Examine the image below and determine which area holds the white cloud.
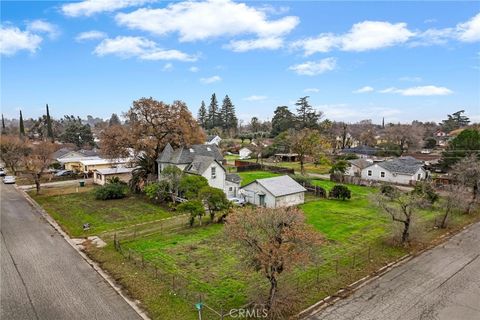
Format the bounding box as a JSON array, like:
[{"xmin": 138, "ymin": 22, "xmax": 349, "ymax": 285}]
[
  {"xmin": 380, "ymin": 85, "xmax": 453, "ymax": 96},
  {"xmin": 75, "ymin": 30, "xmax": 107, "ymax": 42},
  {"xmin": 293, "ymin": 21, "xmax": 414, "ymax": 55},
  {"xmin": 304, "ymin": 88, "xmax": 319, "ymax": 93},
  {"xmin": 189, "ymin": 66, "xmax": 199, "ymax": 72},
  {"xmin": 456, "ymin": 12, "xmax": 480, "ymax": 42},
  {"xmin": 61, "ymin": 0, "xmax": 155, "ymax": 17},
  {"xmin": 353, "ymin": 86, "xmax": 374, "ymax": 93},
  {"xmin": 225, "ymin": 37, "xmax": 283, "ymax": 52},
  {"xmin": 93, "ymin": 36, "xmax": 197, "ymax": 61},
  {"xmin": 0, "ymin": 25, "xmax": 42, "ymax": 56},
  {"xmin": 115, "ymin": 0, "xmax": 299, "ymax": 42},
  {"xmin": 27, "ymin": 20, "xmax": 59, "ymax": 39},
  {"xmin": 289, "ymin": 57, "xmax": 336, "ymax": 76},
  {"xmin": 244, "ymin": 95, "xmax": 267, "ymax": 101},
  {"xmin": 200, "ymin": 75, "xmax": 222, "ymax": 84},
  {"xmin": 162, "ymin": 63, "xmax": 173, "ymax": 71},
  {"xmin": 341, "ymin": 21, "xmax": 414, "ymax": 51},
  {"xmin": 399, "ymin": 76, "xmax": 422, "ymax": 82}
]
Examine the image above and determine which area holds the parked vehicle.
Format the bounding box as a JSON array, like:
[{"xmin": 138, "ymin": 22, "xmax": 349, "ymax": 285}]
[
  {"xmin": 0, "ymin": 168, "xmax": 6, "ymax": 177},
  {"xmin": 3, "ymin": 176, "xmax": 16, "ymax": 184},
  {"xmin": 228, "ymin": 197, "xmax": 246, "ymax": 206},
  {"xmin": 55, "ymin": 170, "xmax": 74, "ymax": 177}
]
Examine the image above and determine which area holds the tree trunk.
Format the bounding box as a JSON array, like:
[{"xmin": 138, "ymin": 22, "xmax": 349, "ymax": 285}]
[
  {"xmin": 266, "ymin": 276, "xmax": 277, "ymax": 311},
  {"xmin": 466, "ymin": 184, "xmax": 478, "ymax": 214},
  {"xmin": 440, "ymin": 207, "xmax": 450, "ymax": 228},
  {"xmin": 401, "ymin": 219, "xmax": 410, "ymax": 244},
  {"xmin": 300, "ymin": 158, "xmax": 305, "ymax": 175},
  {"xmin": 34, "ymin": 175, "xmax": 41, "ymax": 195}
]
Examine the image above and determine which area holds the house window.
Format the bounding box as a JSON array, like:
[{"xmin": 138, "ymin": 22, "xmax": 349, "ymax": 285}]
[
  {"xmin": 259, "ymin": 194, "xmax": 266, "ymax": 206},
  {"xmin": 417, "ymin": 173, "xmax": 421, "ymax": 180},
  {"xmin": 380, "ymin": 172, "xmax": 385, "ymax": 178},
  {"xmin": 229, "ymin": 187, "xmax": 233, "ymax": 191},
  {"xmin": 368, "ymin": 170, "xmax": 372, "ymax": 176},
  {"xmin": 211, "ymin": 167, "xmax": 216, "ymax": 179}
]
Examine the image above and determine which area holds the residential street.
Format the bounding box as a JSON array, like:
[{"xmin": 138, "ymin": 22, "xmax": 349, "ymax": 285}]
[
  {"xmin": 0, "ymin": 184, "xmax": 142, "ymax": 320},
  {"xmin": 308, "ymin": 222, "xmax": 480, "ymax": 320}
]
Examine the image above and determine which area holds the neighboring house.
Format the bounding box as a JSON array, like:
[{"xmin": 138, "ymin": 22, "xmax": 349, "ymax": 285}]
[
  {"xmin": 57, "ymin": 156, "xmax": 102, "ymax": 171},
  {"xmin": 361, "ymin": 156, "xmax": 427, "ymax": 185},
  {"xmin": 240, "ymin": 175, "xmax": 306, "ymax": 208},
  {"xmin": 93, "ymin": 167, "xmax": 134, "ymax": 186},
  {"xmin": 345, "ymin": 159, "xmax": 373, "ymax": 177},
  {"xmin": 80, "ymin": 158, "xmax": 131, "ymax": 174},
  {"xmin": 205, "ymin": 135, "xmax": 222, "ymax": 146},
  {"xmin": 239, "ymin": 147, "xmax": 252, "ymax": 159},
  {"xmin": 157, "ymin": 143, "xmax": 240, "ymax": 197},
  {"xmin": 53, "ymin": 148, "xmax": 99, "ymax": 160},
  {"xmin": 341, "ymin": 145, "xmax": 378, "ymax": 159}
]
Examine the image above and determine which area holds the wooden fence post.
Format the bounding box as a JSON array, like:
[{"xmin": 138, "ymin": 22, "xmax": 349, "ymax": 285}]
[
  {"xmin": 368, "ymin": 246, "xmax": 371, "ymax": 261},
  {"xmin": 352, "ymin": 254, "xmax": 356, "ymax": 269},
  {"xmin": 335, "ymin": 259, "xmax": 339, "ymax": 274},
  {"xmin": 172, "ymin": 275, "xmax": 176, "ymax": 291}
]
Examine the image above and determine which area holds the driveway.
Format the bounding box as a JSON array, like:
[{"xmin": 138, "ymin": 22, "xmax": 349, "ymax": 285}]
[
  {"xmin": 0, "ymin": 184, "xmax": 142, "ymax": 320},
  {"xmin": 308, "ymin": 222, "xmax": 480, "ymax": 320}
]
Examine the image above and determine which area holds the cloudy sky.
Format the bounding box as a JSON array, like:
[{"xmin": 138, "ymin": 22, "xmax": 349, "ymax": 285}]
[{"xmin": 1, "ymin": 0, "xmax": 479, "ymax": 124}]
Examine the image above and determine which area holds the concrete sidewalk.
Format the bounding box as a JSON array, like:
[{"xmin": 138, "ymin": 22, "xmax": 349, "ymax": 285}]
[{"xmin": 17, "ymin": 178, "xmax": 93, "ymax": 190}]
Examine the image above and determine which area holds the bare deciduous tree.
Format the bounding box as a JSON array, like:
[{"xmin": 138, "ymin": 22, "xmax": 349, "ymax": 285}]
[
  {"xmin": 0, "ymin": 135, "xmax": 28, "ymax": 175},
  {"xmin": 98, "ymin": 125, "xmax": 131, "ymax": 160},
  {"xmin": 23, "ymin": 141, "xmax": 58, "ymax": 194},
  {"xmin": 288, "ymin": 128, "xmax": 329, "ymax": 175},
  {"xmin": 438, "ymin": 184, "xmax": 468, "ymax": 228},
  {"xmin": 372, "ymin": 192, "xmax": 426, "ymax": 244},
  {"xmin": 225, "ymin": 207, "xmax": 322, "ymax": 314},
  {"xmin": 451, "ymin": 154, "xmax": 480, "ymax": 214}
]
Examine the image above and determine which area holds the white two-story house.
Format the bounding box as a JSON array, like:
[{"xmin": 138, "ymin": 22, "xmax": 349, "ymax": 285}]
[{"xmin": 157, "ymin": 143, "xmax": 241, "ymax": 198}]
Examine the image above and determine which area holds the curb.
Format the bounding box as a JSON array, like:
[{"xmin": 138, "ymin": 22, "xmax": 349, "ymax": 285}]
[
  {"xmin": 16, "ymin": 186, "xmax": 150, "ymax": 320},
  {"xmin": 298, "ymin": 221, "xmax": 478, "ymax": 319}
]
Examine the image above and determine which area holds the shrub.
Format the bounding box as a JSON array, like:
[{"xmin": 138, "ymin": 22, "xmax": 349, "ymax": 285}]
[
  {"xmin": 315, "ymin": 186, "xmax": 328, "ymax": 198},
  {"xmin": 329, "ymin": 185, "xmax": 351, "ymax": 200},
  {"xmin": 95, "ymin": 183, "xmax": 127, "ymax": 200},
  {"xmin": 289, "ymin": 174, "xmax": 313, "ymax": 187},
  {"xmin": 108, "ymin": 176, "xmax": 127, "ymax": 185},
  {"xmin": 412, "ymin": 182, "xmax": 439, "ymax": 204},
  {"xmin": 144, "ymin": 180, "xmax": 170, "ymax": 202},
  {"xmin": 380, "ymin": 185, "xmax": 398, "ymax": 199},
  {"xmin": 177, "ymin": 200, "xmax": 206, "ymax": 226},
  {"xmin": 179, "ymin": 175, "xmax": 209, "ymax": 199}
]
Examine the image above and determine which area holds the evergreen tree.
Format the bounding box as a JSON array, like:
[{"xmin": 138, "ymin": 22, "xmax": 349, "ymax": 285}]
[
  {"xmin": 19, "ymin": 110, "xmax": 25, "ymax": 138},
  {"xmin": 271, "ymin": 106, "xmax": 294, "ymax": 136},
  {"xmin": 109, "ymin": 113, "xmax": 121, "ymax": 126},
  {"xmin": 221, "ymin": 95, "xmax": 237, "ymax": 134},
  {"xmin": 60, "ymin": 115, "xmax": 94, "ymax": 147},
  {"xmin": 382, "ymin": 117, "xmax": 385, "ymax": 129},
  {"xmin": 46, "ymin": 104, "xmax": 54, "ymax": 142},
  {"xmin": 441, "ymin": 110, "xmax": 470, "ymax": 132},
  {"xmin": 295, "ymin": 96, "xmax": 322, "ymax": 130},
  {"xmin": 207, "ymin": 93, "xmax": 220, "ymax": 129},
  {"xmin": 197, "ymin": 100, "xmax": 208, "ymax": 128},
  {"xmin": 1, "ymin": 114, "xmax": 6, "ymax": 135}
]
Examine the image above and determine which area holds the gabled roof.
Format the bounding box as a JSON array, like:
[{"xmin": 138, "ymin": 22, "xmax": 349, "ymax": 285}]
[
  {"xmin": 341, "ymin": 145, "xmax": 377, "ymax": 156},
  {"xmin": 348, "ymin": 159, "xmax": 372, "ymax": 170},
  {"xmin": 206, "ymin": 135, "xmax": 221, "ymax": 142},
  {"xmin": 242, "ymin": 175, "xmax": 306, "ymax": 197},
  {"xmin": 185, "ymin": 155, "xmax": 217, "ymax": 175},
  {"xmin": 80, "ymin": 158, "xmax": 131, "ymax": 166},
  {"xmin": 226, "ymin": 173, "xmax": 241, "ymax": 184},
  {"xmin": 157, "ymin": 144, "xmax": 224, "ymax": 164},
  {"xmin": 369, "ymin": 156, "xmax": 424, "ymax": 175}
]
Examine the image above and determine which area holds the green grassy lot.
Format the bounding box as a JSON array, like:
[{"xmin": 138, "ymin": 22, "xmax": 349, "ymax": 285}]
[
  {"xmin": 237, "ymin": 170, "xmax": 281, "ymax": 186},
  {"xmin": 32, "ymin": 189, "xmax": 173, "ymax": 237},
  {"xmin": 34, "ymin": 182, "xmax": 480, "ymax": 319}
]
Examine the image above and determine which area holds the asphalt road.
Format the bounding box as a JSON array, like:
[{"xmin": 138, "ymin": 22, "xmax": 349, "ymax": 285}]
[
  {"xmin": 0, "ymin": 184, "xmax": 142, "ymax": 320},
  {"xmin": 309, "ymin": 222, "xmax": 480, "ymax": 320}
]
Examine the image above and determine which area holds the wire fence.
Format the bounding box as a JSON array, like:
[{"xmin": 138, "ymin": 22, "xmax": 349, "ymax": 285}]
[{"xmin": 112, "ymin": 231, "xmax": 401, "ymax": 319}]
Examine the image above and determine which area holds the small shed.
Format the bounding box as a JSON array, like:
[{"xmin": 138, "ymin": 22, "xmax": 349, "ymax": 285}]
[
  {"xmin": 93, "ymin": 167, "xmax": 134, "ymax": 186},
  {"xmin": 240, "ymin": 175, "xmax": 306, "ymax": 208}
]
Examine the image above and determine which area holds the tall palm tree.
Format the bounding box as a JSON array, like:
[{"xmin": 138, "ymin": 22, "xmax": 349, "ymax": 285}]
[{"xmin": 129, "ymin": 154, "xmax": 157, "ymax": 193}]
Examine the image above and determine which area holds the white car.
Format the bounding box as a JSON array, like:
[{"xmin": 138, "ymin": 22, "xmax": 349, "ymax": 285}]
[
  {"xmin": 3, "ymin": 176, "xmax": 16, "ymax": 184},
  {"xmin": 229, "ymin": 197, "xmax": 246, "ymax": 206},
  {"xmin": 0, "ymin": 168, "xmax": 6, "ymax": 176}
]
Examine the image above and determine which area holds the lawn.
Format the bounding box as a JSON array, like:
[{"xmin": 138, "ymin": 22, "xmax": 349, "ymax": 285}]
[
  {"xmin": 32, "ymin": 189, "xmax": 173, "ymax": 237},
  {"xmin": 237, "ymin": 170, "xmax": 281, "ymax": 186},
  {"xmin": 34, "ymin": 181, "xmax": 480, "ymax": 319}
]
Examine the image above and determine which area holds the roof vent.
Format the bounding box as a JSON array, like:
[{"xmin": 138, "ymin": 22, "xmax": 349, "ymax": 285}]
[
  {"xmin": 189, "ymin": 148, "xmax": 194, "ymax": 153},
  {"xmin": 206, "ymin": 147, "xmax": 211, "ymax": 151}
]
